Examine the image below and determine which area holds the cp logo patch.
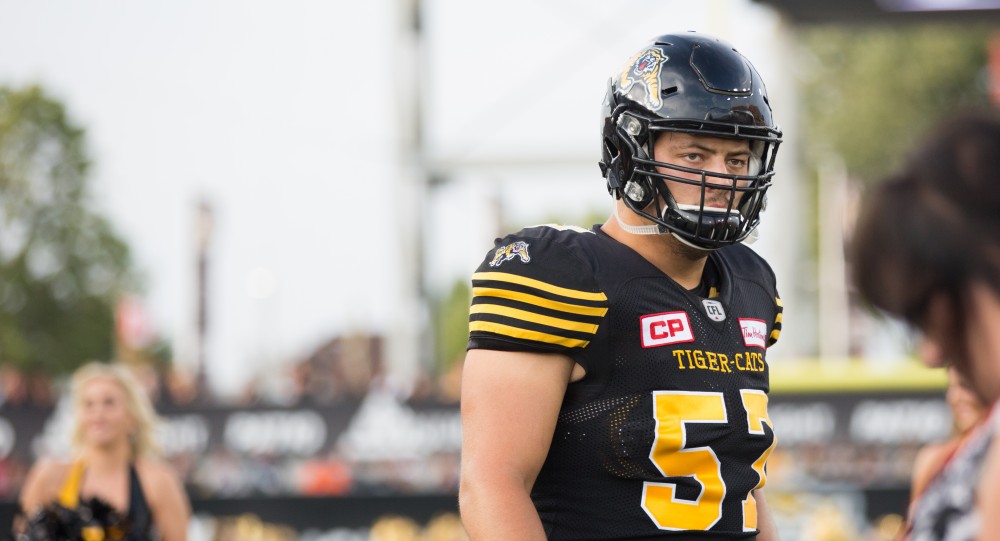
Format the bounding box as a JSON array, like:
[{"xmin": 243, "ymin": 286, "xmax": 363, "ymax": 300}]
[{"xmin": 640, "ymin": 311, "xmax": 694, "ymax": 348}]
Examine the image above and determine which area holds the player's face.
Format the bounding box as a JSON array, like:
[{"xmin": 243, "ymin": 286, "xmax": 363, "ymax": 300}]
[
  {"xmin": 79, "ymin": 376, "xmax": 134, "ymax": 448},
  {"xmin": 652, "ymin": 132, "xmax": 752, "ymax": 210}
]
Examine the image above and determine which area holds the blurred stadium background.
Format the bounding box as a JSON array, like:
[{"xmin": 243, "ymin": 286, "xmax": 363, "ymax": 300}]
[{"xmin": 2, "ymin": 0, "xmax": 1000, "ymax": 539}]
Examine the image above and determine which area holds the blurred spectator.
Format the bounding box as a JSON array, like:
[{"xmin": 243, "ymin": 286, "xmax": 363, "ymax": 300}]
[
  {"xmin": 301, "ymin": 334, "xmax": 385, "ymax": 401},
  {"xmin": 422, "ymin": 513, "xmax": 470, "ymax": 541},
  {"xmin": 868, "ymin": 514, "xmax": 905, "ymax": 541},
  {"xmin": 370, "ymin": 515, "xmax": 421, "ymax": 541},
  {"xmin": 804, "ymin": 501, "xmax": 857, "ymax": 541},
  {"xmin": 852, "ymin": 108, "xmax": 1000, "ymax": 540},
  {"xmin": 297, "ymin": 454, "xmax": 352, "ymax": 496},
  {"xmin": 0, "ymin": 456, "xmax": 28, "ymax": 499},
  {"xmin": 15, "ymin": 361, "xmax": 191, "ymax": 541},
  {"xmin": 190, "ymin": 449, "xmax": 249, "ymax": 498},
  {"xmin": 163, "ymin": 366, "xmax": 200, "ymax": 406},
  {"xmin": 27, "ymin": 373, "xmax": 56, "ymax": 408},
  {"xmin": 212, "ymin": 513, "xmax": 296, "ymax": 541},
  {"xmin": 908, "ymin": 366, "xmax": 988, "ymax": 512},
  {"xmin": 0, "ymin": 366, "xmax": 29, "ymax": 408}
]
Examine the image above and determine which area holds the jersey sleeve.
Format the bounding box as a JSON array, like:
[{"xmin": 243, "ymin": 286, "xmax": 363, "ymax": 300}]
[
  {"xmin": 466, "ymin": 230, "xmax": 610, "ymax": 355},
  {"xmin": 763, "ymin": 256, "xmax": 782, "ymax": 348},
  {"xmin": 767, "ymin": 292, "xmax": 782, "ymax": 348}
]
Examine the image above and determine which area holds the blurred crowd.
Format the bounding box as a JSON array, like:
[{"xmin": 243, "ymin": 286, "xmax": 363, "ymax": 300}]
[
  {"xmin": 0, "ymin": 333, "xmax": 464, "ymax": 505},
  {"xmin": 188, "ymin": 512, "xmax": 471, "ymax": 541}
]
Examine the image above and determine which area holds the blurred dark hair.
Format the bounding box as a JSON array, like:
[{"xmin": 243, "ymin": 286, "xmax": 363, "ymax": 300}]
[{"xmin": 852, "ymin": 108, "xmax": 1000, "ymax": 367}]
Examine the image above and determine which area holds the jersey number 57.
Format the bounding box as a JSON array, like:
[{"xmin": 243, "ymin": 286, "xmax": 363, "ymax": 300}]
[{"xmin": 641, "ymin": 390, "xmax": 775, "ymax": 532}]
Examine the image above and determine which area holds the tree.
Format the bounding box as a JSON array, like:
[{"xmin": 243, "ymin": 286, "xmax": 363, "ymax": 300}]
[
  {"xmin": 433, "ymin": 279, "xmax": 472, "ymax": 374},
  {"xmin": 0, "ymin": 85, "xmax": 135, "ymax": 375},
  {"xmin": 802, "ymin": 23, "xmax": 992, "ymax": 184}
]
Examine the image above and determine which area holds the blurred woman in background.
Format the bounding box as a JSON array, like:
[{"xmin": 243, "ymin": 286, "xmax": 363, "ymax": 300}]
[
  {"xmin": 909, "ymin": 366, "xmax": 988, "ymax": 508},
  {"xmin": 15, "ymin": 362, "xmax": 190, "ymax": 541},
  {"xmin": 852, "ymin": 108, "xmax": 1000, "ymax": 540}
]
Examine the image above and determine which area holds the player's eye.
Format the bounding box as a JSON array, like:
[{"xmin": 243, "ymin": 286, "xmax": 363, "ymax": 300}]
[{"xmin": 728, "ymin": 158, "xmax": 747, "ymax": 169}]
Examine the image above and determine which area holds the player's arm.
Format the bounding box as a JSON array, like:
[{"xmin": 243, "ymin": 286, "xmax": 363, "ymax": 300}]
[
  {"xmin": 459, "ymin": 348, "xmax": 575, "ymax": 541},
  {"xmin": 753, "ymin": 489, "xmax": 780, "ymax": 541}
]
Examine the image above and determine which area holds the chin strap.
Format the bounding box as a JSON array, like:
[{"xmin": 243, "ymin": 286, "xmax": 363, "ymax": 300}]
[
  {"xmin": 670, "ymin": 230, "xmax": 713, "ymax": 251},
  {"xmin": 613, "ymin": 203, "xmax": 662, "ymax": 235}
]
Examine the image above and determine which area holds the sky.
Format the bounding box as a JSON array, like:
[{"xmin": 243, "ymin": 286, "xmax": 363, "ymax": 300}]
[{"xmin": 0, "ymin": 0, "xmax": 791, "ymax": 396}]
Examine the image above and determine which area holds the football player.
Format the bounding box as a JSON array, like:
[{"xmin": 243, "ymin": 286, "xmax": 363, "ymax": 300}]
[{"xmin": 459, "ymin": 31, "xmax": 784, "ymax": 540}]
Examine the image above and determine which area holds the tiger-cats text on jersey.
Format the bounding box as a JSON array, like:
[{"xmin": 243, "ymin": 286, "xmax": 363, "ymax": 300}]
[{"xmin": 467, "ymin": 224, "xmax": 782, "ymax": 540}]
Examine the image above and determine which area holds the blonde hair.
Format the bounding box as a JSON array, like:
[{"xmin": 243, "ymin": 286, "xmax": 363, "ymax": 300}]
[{"xmin": 70, "ymin": 362, "xmax": 161, "ymax": 457}]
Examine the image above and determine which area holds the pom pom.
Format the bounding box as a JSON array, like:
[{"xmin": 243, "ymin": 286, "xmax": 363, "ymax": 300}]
[{"xmin": 12, "ymin": 497, "xmax": 132, "ymax": 541}]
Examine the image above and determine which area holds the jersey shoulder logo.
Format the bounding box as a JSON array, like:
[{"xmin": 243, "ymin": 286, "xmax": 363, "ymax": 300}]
[
  {"xmin": 739, "ymin": 318, "xmax": 768, "ymax": 349},
  {"xmin": 489, "ymin": 240, "xmax": 531, "ymax": 268},
  {"xmin": 640, "ymin": 311, "xmax": 694, "ymax": 348},
  {"xmin": 702, "ymin": 299, "xmax": 726, "ymax": 322}
]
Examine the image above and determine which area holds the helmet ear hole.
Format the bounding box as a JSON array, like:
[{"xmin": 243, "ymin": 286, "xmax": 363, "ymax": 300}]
[
  {"xmin": 602, "ymin": 137, "xmax": 626, "ymax": 194},
  {"xmin": 603, "ymin": 137, "xmax": 619, "ymax": 157}
]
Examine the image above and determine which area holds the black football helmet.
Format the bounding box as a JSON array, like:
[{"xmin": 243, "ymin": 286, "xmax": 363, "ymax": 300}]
[{"xmin": 600, "ymin": 31, "xmax": 782, "ymax": 250}]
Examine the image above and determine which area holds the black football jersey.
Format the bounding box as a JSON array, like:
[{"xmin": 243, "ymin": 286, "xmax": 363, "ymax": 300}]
[{"xmin": 467, "ymin": 224, "xmax": 782, "ymax": 540}]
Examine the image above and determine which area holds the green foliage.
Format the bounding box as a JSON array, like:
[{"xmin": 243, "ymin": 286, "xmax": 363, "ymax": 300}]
[
  {"xmin": 802, "ymin": 24, "xmax": 992, "ymax": 183},
  {"xmin": 0, "ymin": 85, "xmax": 135, "ymax": 374},
  {"xmin": 433, "ymin": 279, "xmax": 471, "ymax": 372}
]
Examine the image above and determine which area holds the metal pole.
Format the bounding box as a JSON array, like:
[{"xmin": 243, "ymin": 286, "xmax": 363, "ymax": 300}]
[
  {"xmin": 195, "ymin": 198, "xmax": 214, "ymax": 395},
  {"xmin": 385, "ymin": 0, "xmax": 429, "ymax": 395}
]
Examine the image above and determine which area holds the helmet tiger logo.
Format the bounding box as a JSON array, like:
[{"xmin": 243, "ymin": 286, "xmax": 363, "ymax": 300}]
[
  {"xmin": 619, "ymin": 47, "xmax": 667, "ymax": 111},
  {"xmin": 489, "ymin": 241, "xmax": 531, "ymax": 267}
]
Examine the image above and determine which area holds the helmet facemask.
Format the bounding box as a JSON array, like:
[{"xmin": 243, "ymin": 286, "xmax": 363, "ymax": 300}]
[{"xmin": 614, "ymin": 113, "xmax": 780, "ymax": 250}]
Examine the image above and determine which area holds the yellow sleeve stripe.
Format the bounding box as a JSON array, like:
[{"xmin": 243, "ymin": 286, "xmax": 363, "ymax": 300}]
[
  {"xmin": 472, "ymin": 287, "xmax": 609, "ymax": 317},
  {"xmin": 770, "ymin": 329, "xmax": 781, "ymax": 340},
  {"xmin": 472, "ymin": 271, "xmax": 608, "ymax": 302},
  {"xmin": 469, "ymin": 321, "xmax": 591, "ymax": 348},
  {"xmin": 470, "ymin": 303, "xmax": 599, "ymax": 334},
  {"xmin": 775, "ymin": 312, "xmax": 783, "ymax": 324},
  {"xmin": 775, "ymin": 296, "xmax": 783, "ymax": 308}
]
